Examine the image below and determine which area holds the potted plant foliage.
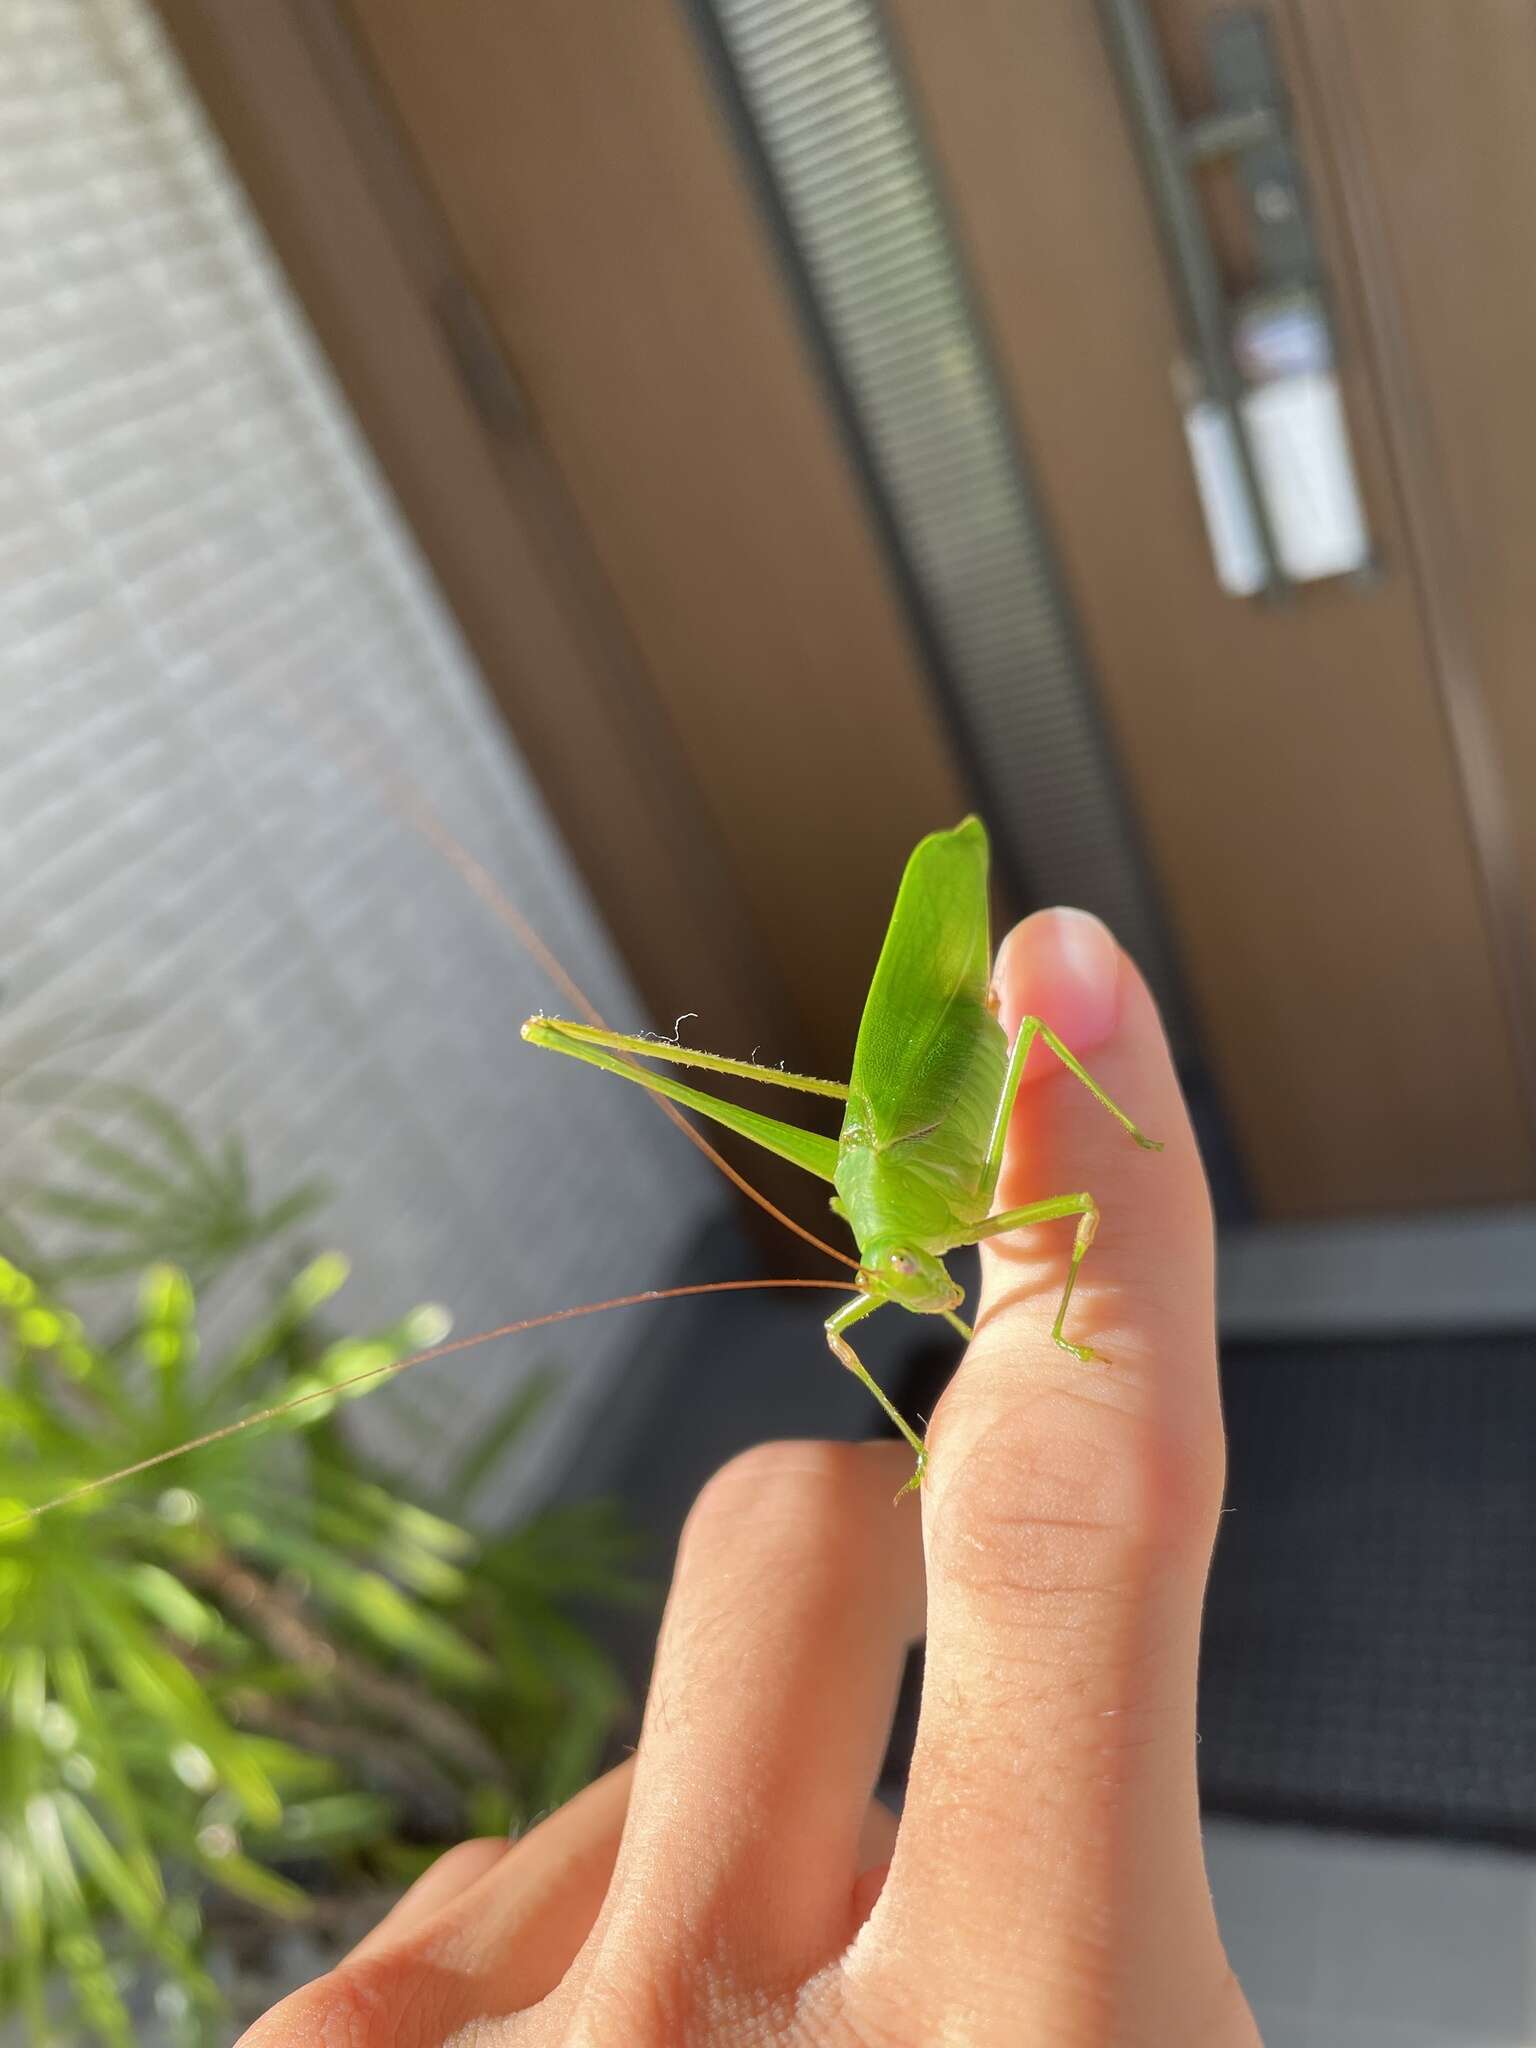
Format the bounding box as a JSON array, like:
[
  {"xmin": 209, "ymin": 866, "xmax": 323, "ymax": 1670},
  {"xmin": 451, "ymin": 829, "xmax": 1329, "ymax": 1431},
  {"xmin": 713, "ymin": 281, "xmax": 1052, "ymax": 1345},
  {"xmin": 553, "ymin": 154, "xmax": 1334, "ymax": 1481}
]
[{"xmin": 0, "ymin": 1084, "xmax": 640, "ymax": 2044}]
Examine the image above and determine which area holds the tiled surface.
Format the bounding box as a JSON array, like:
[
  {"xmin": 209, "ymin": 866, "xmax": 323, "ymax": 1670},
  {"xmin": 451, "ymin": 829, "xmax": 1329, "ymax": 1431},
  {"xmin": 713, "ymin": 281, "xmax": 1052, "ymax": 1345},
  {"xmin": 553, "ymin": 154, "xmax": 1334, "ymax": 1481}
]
[
  {"xmin": 1206, "ymin": 1819, "xmax": 1536, "ymax": 2046},
  {"xmin": 1201, "ymin": 1334, "xmax": 1536, "ymax": 1844},
  {"xmin": 0, "ymin": 0, "xmax": 719, "ymax": 1514}
]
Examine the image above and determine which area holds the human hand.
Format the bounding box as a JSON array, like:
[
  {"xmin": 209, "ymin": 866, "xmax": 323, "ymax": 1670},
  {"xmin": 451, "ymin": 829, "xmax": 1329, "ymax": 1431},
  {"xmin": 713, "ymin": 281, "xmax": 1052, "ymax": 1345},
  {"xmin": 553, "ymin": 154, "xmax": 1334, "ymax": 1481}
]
[{"xmin": 240, "ymin": 909, "xmax": 1259, "ymax": 2047}]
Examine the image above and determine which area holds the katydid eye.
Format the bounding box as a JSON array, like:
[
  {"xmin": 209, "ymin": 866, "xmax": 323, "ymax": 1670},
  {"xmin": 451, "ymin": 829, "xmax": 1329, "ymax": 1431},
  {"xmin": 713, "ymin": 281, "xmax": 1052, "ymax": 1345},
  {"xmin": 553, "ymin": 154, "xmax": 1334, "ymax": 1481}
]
[{"xmin": 887, "ymin": 1251, "xmax": 917, "ymax": 1276}]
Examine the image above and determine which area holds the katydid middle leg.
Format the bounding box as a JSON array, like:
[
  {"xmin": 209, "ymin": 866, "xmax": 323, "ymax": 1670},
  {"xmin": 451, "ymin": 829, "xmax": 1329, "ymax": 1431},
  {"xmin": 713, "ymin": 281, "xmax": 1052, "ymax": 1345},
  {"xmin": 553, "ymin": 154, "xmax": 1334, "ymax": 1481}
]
[
  {"xmin": 979, "ymin": 1015, "xmax": 1160, "ymax": 1210},
  {"xmin": 825, "ymin": 1293, "xmax": 930, "ymax": 1492},
  {"xmin": 961, "ymin": 1192, "xmax": 1103, "ymax": 1362}
]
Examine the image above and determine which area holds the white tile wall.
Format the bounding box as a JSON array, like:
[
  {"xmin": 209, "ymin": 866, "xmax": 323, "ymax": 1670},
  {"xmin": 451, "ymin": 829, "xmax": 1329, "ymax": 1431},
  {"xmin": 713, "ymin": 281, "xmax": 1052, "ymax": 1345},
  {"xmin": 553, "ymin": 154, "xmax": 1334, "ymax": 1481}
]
[{"xmin": 0, "ymin": 0, "xmax": 721, "ymax": 1512}]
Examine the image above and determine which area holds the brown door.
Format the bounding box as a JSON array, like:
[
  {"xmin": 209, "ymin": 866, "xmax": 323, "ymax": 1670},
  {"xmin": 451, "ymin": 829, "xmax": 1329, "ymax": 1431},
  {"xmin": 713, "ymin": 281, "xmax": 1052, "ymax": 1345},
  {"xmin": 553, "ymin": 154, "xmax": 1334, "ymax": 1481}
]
[
  {"xmin": 880, "ymin": 0, "xmax": 1536, "ymax": 1217},
  {"xmin": 166, "ymin": 0, "xmax": 1536, "ymax": 1226},
  {"xmin": 324, "ymin": 0, "xmax": 972, "ymax": 1080}
]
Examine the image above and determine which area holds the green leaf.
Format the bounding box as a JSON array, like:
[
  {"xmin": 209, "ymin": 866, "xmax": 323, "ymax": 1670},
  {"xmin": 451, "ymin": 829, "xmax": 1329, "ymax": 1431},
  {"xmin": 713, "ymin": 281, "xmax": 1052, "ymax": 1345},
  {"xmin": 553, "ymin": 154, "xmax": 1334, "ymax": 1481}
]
[
  {"xmin": 48, "ymin": 1648, "xmax": 162, "ymax": 1878},
  {"xmin": 0, "ymin": 1825, "xmax": 46, "ymax": 1958},
  {"xmin": 51, "ymin": 1120, "xmax": 183, "ymax": 1202},
  {"xmin": 255, "ymin": 1792, "xmax": 393, "ymax": 1854},
  {"xmin": 264, "ymin": 1318, "xmax": 442, "ymax": 1431},
  {"xmin": 91, "ymin": 1083, "xmax": 221, "ymax": 1190},
  {"xmin": 220, "ymin": 1133, "xmax": 251, "ymax": 1207},
  {"xmin": 363, "ymin": 1484, "xmax": 476, "ymax": 1563},
  {"xmin": 197, "ymin": 1845, "xmax": 308, "ymax": 1918},
  {"xmin": 0, "ymin": 1253, "xmax": 38, "ymax": 1306},
  {"xmin": 123, "ymin": 1564, "xmax": 224, "ymax": 1648},
  {"xmin": 8, "ymin": 1183, "xmax": 153, "ymax": 1232},
  {"xmin": 138, "ymin": 1263, "xmax": 197, "ymax": 1412},
  {"xmin": 447, "ymin": 1365, "xmax": 557, "ymax": 1508},
  {"xmin": 347, "ymin": 1574, "xmax": 491, "ymax": 1682},
  {"xmin": 55, "ymin": 1793, "xmax": 166, "ymax": 1932},
  {"xmin": 235, "ymin": 1739, "xmax": 338, "ymax": 1798},
  {"xmin": 25, "ymin": 1791, "xmax": 85, "ymax": 1911},
  {"xmin": 44, "ymin": 1249, "xmax": 188, "ymax": 1282},
  {"xmin": 254, "ymin": 1180, "xmax": 329, "ymax": 1238},
  {"xmin": 196, "ymin": 1252, "xmax": 352, "ymax": 1414},
  {"xmin": 239, "ymin": 1524, "xmax": 491, "ymax": 1687},
  {"xmin": 84, "ymin": 1603, "xmax": 282, "ymax": 1827}
]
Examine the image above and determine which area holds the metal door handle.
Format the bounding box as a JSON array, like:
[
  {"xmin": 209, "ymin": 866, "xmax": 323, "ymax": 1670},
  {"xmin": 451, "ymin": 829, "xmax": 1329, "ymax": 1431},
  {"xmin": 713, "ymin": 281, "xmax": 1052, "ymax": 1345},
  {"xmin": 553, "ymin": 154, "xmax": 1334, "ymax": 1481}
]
[{"xmin": 1097, "ymin": 2, "xmax": 1373, "ymax": 599}]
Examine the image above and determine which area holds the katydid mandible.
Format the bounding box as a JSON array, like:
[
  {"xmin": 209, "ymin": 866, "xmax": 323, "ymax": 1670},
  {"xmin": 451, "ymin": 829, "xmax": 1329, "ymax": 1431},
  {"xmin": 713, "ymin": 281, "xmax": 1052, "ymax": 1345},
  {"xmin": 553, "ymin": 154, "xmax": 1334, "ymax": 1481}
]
[{"xmin": 524, "ymin": 815, "xmax": 1161, "ymax": 1493}]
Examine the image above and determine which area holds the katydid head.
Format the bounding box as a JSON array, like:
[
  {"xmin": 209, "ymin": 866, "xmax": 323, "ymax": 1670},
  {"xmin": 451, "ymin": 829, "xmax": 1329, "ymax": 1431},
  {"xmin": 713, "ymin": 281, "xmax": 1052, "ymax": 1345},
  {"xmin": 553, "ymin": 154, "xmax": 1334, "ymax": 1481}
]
[{"xmin": 858, "ymin": 1241, "xmax": 963, "ymax": 1315}]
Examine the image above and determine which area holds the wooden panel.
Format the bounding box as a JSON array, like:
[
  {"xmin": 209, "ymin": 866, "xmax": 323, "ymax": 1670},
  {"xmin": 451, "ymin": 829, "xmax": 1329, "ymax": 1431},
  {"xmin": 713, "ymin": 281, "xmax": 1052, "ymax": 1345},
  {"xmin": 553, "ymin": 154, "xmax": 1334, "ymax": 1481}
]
[
  {"xmin": 339, "ymin": 0, "xmax": 970, "ymax": 1077},
  {"xmin": 1294, "ymin": 0, "xmax": 1536, "ymax": 1060},
  {"xmin": 884, "ymin": 0, "xmax": 1535, "ymax": 1216},
  {"xmin": 154, "ymin": 0, "xmax": 794, "ymax": 1075}
]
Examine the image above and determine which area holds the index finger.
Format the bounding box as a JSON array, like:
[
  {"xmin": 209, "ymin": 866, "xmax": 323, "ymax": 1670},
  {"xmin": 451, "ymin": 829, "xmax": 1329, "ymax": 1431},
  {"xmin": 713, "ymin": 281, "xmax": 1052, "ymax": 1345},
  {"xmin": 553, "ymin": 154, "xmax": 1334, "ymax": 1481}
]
[{"xmin": 852, "ymin": 911, "xmax": 1233, "ymax": 2040}]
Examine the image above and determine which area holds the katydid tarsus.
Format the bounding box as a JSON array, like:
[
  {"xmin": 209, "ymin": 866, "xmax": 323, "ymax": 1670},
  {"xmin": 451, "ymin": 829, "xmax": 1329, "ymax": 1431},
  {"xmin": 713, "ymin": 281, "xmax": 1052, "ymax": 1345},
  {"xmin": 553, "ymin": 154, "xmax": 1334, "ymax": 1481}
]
[
  {"xmin": 5, "ymin": 813, "xmax": 1157, "ymax": 1529},
  {"xmin": 525, "ymin": 815, "xmax": 1160, "ymax": 1493}
]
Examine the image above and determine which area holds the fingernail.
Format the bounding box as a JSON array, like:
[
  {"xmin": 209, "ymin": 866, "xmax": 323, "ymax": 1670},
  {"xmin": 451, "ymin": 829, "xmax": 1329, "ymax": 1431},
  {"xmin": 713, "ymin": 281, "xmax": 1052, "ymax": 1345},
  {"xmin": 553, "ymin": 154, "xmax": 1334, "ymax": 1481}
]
[{"xmin": 997, "ymin": 907, "xmax": 1122, "ymax": 1052}]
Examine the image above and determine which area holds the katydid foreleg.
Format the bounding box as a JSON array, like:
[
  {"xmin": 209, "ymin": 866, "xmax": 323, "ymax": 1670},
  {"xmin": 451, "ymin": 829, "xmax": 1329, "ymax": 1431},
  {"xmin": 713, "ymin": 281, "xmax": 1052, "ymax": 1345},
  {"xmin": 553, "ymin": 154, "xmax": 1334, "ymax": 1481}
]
[
  {"xmin": 979, "ymin": 1015, "xmax": 1160, "ymax": 1210},
  {"xmin": 962, "ymin": 1192, "xmax": 1102, "ymax": 1362},
  {"xmin": 824, "ymin": 1293, "xmax": 929, "ymax": 1491}
]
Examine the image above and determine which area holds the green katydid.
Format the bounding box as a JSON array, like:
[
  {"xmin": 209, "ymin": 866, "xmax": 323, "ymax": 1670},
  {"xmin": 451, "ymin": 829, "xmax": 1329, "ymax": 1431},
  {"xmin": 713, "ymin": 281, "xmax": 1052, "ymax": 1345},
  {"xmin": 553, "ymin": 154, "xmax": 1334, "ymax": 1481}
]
[
  {"xmin": 3, "ymin": 814, "xmax": 1158, "ymax": 1532},
  {"xmin": 524, "ymin": 815, "xmax": 1160, "ymax": 1493}
]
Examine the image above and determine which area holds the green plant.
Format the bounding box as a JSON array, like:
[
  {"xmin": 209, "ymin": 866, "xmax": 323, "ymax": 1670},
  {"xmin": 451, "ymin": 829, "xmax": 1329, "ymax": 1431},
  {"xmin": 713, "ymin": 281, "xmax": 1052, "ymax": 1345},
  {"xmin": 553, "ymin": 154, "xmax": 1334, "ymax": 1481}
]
[
  {"xmin": 0, "ymin": 1078, "xmax": 326, "ymax": 1289},
  {"xmin": 0, "ymin": 1097, "xmax": 641, "ymax": 2045}
]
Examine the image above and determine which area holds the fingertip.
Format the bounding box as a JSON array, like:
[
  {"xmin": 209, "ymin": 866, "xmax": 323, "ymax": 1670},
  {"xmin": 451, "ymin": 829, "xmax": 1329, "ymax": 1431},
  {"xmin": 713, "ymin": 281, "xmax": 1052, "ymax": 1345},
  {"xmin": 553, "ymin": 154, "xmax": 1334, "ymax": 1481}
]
[
  {"xmin": 971, "ymin": 907, "xmax": 1212, "ymax": 1374},
  {"xmin": 993, "ymin": 907, "xmax": 1123, "ymax": 1058},
  {"xmin": 992, "ymin": 908, "xmax": 1186, "ymax": 1154},
  {"xmin": 345, "ymin": 1836, "xmax": 510, "ymax": 1962}
]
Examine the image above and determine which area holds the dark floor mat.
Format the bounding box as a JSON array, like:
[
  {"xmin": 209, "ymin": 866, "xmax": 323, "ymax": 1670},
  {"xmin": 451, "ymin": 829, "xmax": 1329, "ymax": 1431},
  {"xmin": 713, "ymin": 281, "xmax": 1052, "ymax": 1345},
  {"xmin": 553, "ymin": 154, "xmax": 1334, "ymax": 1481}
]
[
  {"xmin": 569, "ymin": 1241, "xmax": 1536, "ymax": 1847},
  {"xmin": 1198, "ymin": 1333, "xmax": 1536, "ymax": 1846}
]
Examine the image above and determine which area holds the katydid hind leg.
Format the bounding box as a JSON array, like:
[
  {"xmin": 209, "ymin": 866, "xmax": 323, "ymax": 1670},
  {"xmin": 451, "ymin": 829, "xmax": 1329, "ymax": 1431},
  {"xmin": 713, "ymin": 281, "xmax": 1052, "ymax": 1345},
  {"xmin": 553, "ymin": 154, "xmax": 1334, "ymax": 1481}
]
[
  {"xmin": 523, "ymin": 1016, "xmax": 849, "ymax": 1100},
  {"xmin": 523, "ymin": 1015, "xmax": 840, "ymax": 1184},
  {"xmin": 825, "ymin": 1294, "xmax": 929, "ymax": 1494},
  {"xmin": 962, "ymin": 1191, "xmax": 1104, "ymax": 1362}
]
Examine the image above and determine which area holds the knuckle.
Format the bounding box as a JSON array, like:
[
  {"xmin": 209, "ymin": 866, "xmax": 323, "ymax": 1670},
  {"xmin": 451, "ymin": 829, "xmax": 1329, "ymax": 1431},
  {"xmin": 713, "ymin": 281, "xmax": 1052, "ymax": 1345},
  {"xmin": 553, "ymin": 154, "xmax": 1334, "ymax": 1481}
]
[
  {"xmin": 555, "ymin": 1969, "xmax": 687, "ymax": 2048},
  {"xmin": 559, "ymin": 1954, "xmax": 806, "ymax": 2048},
  {"xmin": 415, "ymin": 1836, "xmax": 501, "ymax": 1897},
  {"xmin": 929, "ymin": 1378, "xmax": 1221, "ymax": 1608},
  {"xmin": 684, "ymin": 1437, "xmax": 869, "ymax": 1549},
  {"xmin": 237, "ymin": 1961, "xmax": 401, "ymax": 2047}
]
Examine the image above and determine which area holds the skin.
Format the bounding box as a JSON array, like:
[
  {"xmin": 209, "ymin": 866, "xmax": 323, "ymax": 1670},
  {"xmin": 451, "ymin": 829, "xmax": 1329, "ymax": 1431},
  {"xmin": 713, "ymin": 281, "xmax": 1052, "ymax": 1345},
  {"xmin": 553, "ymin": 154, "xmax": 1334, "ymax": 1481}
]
[{"xmin": 240, "ymin": 907, "xmax": 1260, "ymax": 2047}]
